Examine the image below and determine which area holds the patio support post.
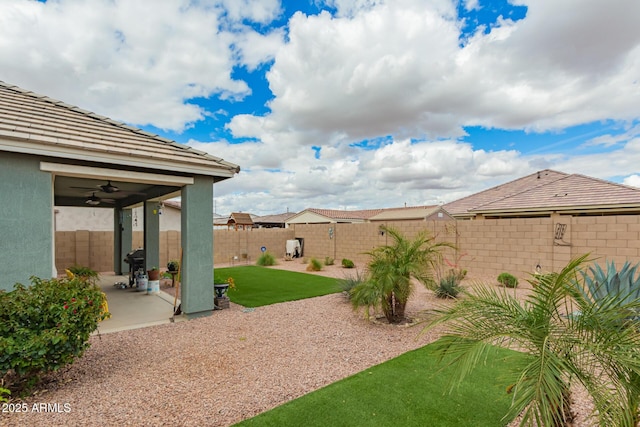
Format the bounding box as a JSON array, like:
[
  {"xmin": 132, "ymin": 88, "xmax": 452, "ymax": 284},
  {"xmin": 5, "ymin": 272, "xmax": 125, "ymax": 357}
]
[
  {"xmin": 0, "ymin": 153, "xmax": 53, "ymax": 291},
  {"xmin": 144, "ymin": 201, "xmax": 161, "ymax": 272},
  {"xmin": 114, "ymin": 208, "xmax": 132, "ymax": 275},
  {"xmin": 181, "ymin": 176, "xmax": 214, "ymax": 318}
]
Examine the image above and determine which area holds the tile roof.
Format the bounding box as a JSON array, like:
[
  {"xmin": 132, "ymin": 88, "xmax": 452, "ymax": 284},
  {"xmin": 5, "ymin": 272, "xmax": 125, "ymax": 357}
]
[
  {"xmin": 443, "ymin": 170, "xmax": 568, "ymax": 216},
  {"xmin": 306, "ymin": 208, "xmax": 386, "ymax": 220},
  {"xmin": 443, "ymin": 169, "xmax": 640, "ymax": 217},
  {"xmin": 472, "ymin": 173, "xmax": 640, "ymax": 213},
  {"xmin": 254, "ymin": 212, "xmax": 297, "ymax": 223},
  {"xmin": 0, "ymin": 81, "xmax": 239, "ymax": 178},
  {"xmin": 367, "ymin": 205, "xmax": 446, "ymax": 220}
]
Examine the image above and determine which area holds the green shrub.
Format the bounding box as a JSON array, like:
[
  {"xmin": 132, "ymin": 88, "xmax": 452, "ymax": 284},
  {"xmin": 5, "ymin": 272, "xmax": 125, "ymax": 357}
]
[
  {"xmin": 324, "ymin": 257, "xmax": 335, "ymax": 266},
  {"xmin": 256, "ymin": 252, "xmax": 276, "ymax": 266},
  {"xmin": 435, "ymin": 274, "xmax": 462, "ymax": 299},
  {"xmin": 341, "ymin": 258, "xmax": 355, "ymax": 268},
  {"xmin": 66, "ymin": 265, "xmax": 99, "ymax": 285},
  {"xmin": 339, "ymin": 270, "xmax": 368, "ymax": 299},
  {"xmin": 497, "ymin": 272, "xmax": 518, "ymax": 288},
  {"xmin": 307, "ymin": 258, "xmax": 323, "ymax": 271},
  {"xmin": 0, "ymin": 276, "xmax": 109, "ymax": 394}
]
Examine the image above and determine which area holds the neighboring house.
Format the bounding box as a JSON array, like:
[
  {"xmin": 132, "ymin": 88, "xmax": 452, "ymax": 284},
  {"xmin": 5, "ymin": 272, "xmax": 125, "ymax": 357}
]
[
  {"xmin": 368, "ymin": 205, "xmax": 454, "ymax": 222},
  {"xmin": 443, "ymin": 169, "xmax": 640, "ymax": 219},
  {"xmin": 285, "ymin": 206, "xmax": 453, "ymax": 225},
  {"xmin": 285, "ymin": 208, "xmax": 386, "ymax": 225},
  {"xmin": 253, "ymin": 212, "xmax": 297, "ymax": 228},
  {"xmin": 0, "ymin": 81, "xmax": 239, "ymax": 318},
  {"xmin": 55, "ymin": 199, "xmax": 182, "ymax": 231}
]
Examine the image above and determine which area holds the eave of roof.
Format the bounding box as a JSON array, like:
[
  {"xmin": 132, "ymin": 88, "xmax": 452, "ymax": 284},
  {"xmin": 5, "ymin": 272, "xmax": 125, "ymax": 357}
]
[{"xmin": 0, "ymin": 81, "xmax": 240, "ymax": 179}]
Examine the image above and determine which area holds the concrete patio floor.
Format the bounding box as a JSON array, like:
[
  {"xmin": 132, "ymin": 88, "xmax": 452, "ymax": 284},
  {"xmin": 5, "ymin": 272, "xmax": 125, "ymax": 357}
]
[{"xmin": 95, "ymin": 274, "xmax": 186, "ymax": 334}]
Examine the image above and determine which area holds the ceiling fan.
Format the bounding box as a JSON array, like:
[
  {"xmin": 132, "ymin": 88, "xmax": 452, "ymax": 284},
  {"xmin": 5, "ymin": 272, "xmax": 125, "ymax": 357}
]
[
  {"xmin": 71, "ymin": 180, "xmax": 120, "ymax": 193},
  {"xmin": 85, "ymin": 193, "xmax": 115, "ymax": 206},
  {"xmin": 98, "ymin": 180, "xmax": 120, "ymax": 193}
]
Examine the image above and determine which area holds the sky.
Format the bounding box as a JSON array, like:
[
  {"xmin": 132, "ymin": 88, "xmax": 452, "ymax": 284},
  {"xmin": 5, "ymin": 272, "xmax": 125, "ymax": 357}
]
[{"xmin": 1, "ymin": 0, "xmax": 639, "ymax": 216}]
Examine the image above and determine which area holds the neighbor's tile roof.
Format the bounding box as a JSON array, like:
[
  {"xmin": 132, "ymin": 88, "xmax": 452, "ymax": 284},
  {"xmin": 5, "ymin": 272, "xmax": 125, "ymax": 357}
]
[
  {"xmin": 367, "ymin": 205, "xmax": 446, "ymax": 220},
  {"xmin": 443, "ymin": 169, "xmax": 640, "ymax": 216},
  {"xmin": 443, "ymin": 170, "xmax": 569, "ymax": 216},
  {"xmin": 0, "ymin": 81, "xmax": 239, "ymax": 178},
  {"xmin": 307, "ymin": 208, "xmax": 386, "ymax": 220},
  {"xmin": 254, "ymin": 212, "xmax": 297, "ymax": 224},
  {"xmin": 472, "ymin": 173, "xmax": 640, "ymax": 213}
]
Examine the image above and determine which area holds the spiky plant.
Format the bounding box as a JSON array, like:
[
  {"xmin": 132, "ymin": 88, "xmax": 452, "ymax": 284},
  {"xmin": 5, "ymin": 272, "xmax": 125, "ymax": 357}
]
[{"xmin": 579, "ymin": 260, "xmax": 640, "ymax": 309}]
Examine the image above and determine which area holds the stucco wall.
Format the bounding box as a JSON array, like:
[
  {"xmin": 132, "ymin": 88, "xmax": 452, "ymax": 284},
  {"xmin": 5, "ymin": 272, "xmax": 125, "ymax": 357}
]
[
  {"xmin": 0, "ymin": 152, "xmax": 53, "ymax": 290},
  {"xmin": 55, "ymin": 205, "xmax": 181, "ymax": 232}
]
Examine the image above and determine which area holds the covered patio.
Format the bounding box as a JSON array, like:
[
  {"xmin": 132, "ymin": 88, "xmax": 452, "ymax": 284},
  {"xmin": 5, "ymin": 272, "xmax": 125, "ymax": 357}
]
[{"xmin": 0, "ymin": 80, "xmax": 239, "ymax": 319}]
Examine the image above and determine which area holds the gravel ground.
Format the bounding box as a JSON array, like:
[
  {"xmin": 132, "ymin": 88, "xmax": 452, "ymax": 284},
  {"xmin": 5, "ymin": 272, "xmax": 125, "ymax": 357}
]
[{"xmin": 3, "ymin": 261, "xmax": 594, "ymax": 426}]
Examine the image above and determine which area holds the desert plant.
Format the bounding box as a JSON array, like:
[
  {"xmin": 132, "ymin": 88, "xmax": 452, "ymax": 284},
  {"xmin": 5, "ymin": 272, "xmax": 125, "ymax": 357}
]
[
  {"xmin": 307, "ymin": 258, "xmax": 323, "ymax": 271},
  {"xmin": 497, "ymin": 272, "xmax": 518, "ymax": 288},
  {"xmin": 579, "ymin": 260, "xmax": 640, "ymax": 309},
  {"xmin": 351, "ymin": 226, "xmax": 453, "ymax": 324},
  {"xmin": 325, "ymin": 257, "xmax": 335, "ymax": 266},
  {"xmin": 256, "ymin": 252, "xmax": 276, "ymax": 266},
  {"xmin": 0, "ymin": 276, "xmax": 109, "ymax": 394},
  {"xmin": 425, "ymin": 254, "xmax": 640, "ymax": 427},
  {"xmin": 341, "ymin": 258, "xmax": 355, "ymax": 268},
  {"xmin": 434, "ymin": 273, "xmax": 462, "ymax": 299},
  {"xmin": 339, "ymin": 269, "xmax": 368, "ymax": 299}
]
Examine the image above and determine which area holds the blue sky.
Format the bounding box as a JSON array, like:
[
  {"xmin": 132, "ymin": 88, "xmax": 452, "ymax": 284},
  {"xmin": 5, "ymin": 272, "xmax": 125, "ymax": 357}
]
[{"xmin": 2, "ymin": 0, "xmax": 640, "ymax": 215}]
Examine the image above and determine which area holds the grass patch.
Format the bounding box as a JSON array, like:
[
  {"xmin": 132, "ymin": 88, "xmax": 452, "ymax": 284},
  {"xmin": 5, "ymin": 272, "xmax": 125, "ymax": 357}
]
[
  {"xmin": 234, "ymin": 342, "xmax": 524, "ymax": 427},
  {"xmin": 217, "ymin": 266, "xmax": 341, "ymax": 307}
]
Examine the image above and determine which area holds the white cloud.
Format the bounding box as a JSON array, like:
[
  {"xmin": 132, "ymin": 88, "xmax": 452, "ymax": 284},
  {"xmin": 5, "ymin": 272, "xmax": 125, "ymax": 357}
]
[
  {"xmin": 2, "ymin": 0, "xmax": 640, "ymax": 215},
  {"xmin": 257, "ymin": 0, "xmax": 640, "ymax": 143},
  {"xmin": 0, "ymin": 0, "xmax": 275, "ymax": 131},
  {"xmin": 623, "ymin": 175, "xmax": 640, "ymax": 188}
]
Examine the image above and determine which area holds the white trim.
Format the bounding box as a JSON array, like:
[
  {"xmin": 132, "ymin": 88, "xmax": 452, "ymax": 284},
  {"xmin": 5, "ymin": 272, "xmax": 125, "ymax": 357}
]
[{"xmin": 40, "ymin": 162, "xmax": 194, "ymax": 186}]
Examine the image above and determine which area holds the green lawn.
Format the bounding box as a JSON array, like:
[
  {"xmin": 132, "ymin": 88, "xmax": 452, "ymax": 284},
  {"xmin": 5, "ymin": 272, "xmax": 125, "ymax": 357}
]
[
  {"xmin": 233, "ymin": 343, "xmax": 524, "ymax": 427},
  {"xmin": 216, "ymin": 266, "xmax": 342, "ymax": 307}
]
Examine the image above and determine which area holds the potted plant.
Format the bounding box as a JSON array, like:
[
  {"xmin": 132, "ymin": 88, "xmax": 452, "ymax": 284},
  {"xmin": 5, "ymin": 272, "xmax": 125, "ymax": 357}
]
[
  {"xmin": 147, "ymin": 267, "xmax": 160, "ymax": 281},
  {"xmin": 167, "ymin": 259, "xmax": 179, "ymax": 272}
]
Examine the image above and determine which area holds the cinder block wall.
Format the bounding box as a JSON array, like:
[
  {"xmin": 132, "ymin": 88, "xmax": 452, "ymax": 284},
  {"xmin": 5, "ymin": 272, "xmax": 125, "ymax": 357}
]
[
  {"xmin": 213, "ymin": 228, "xmax": 295, "ymax": 264},
  {"xmin": 54, "ymin": 215, "xmax": 640, "ymax": 281}
]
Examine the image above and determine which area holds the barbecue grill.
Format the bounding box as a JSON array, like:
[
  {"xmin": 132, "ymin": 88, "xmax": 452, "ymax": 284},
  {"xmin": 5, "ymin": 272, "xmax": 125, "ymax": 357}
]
[{"xmin": 124, "ymin": 248, "xmax": 145, "ymax": 287}]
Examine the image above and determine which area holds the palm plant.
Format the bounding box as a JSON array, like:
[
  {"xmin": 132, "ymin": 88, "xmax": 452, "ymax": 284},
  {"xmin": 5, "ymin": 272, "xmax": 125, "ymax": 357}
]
[
  {"xmin": 350, "ymin": 226, "xmax": 452, "ymax": 324},
  {"xmin": 425, "ymin": 255, "xmax": 640, "ymax": 427}
]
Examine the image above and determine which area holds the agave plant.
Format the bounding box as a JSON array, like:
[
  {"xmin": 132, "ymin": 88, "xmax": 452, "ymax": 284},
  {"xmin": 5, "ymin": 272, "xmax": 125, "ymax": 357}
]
[{"xmin": 579, "ymin": 260, "xmax": 640, "ymax": 310}]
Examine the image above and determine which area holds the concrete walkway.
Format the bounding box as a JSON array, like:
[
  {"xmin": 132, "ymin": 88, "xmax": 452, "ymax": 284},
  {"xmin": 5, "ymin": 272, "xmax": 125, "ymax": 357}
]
[{"xmin": 95, "ymin": 274, "xmax": 185, "ymax": 334}]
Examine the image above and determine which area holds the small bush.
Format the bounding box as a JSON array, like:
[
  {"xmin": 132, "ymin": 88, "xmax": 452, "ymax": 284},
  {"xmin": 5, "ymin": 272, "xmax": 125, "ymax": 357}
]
[
  {"xmin": 342, "ymin": 258, "xmax": 355, "ymax": 268},
  {"xmin": 256, "ymin": 252, "xmax": 276, "ymax": 266},
  {"xmin": 324, "ymin": 257, "xmax": 335, "ymax": 266},
  {"xmin": 497, "ymin": 272, "xmax": 518, "ymax": 288},
  {"xmin": 0, "ymin": 276, "xmax": 109, "ymax": 394},
  {"xmin": 307, "ymin": 258, "xmax": 323, "ymax": 271},
  {"xmin": 434, "ymin": 274, "xmax": 462, "ymax": 299},
  {"xmin": 66, "ymin": 265, "xmax": 99, "ymax": 285},
  {"xmin": 339, "ymin": 270, "xmax": 367, "ymax": 300}
]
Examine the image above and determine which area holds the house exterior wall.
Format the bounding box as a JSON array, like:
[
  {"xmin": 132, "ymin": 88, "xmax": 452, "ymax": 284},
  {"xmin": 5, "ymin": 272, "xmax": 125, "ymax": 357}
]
[
  {"xmin": 0, "ymin": 152, "xmax": 54, "ymax": 291},
  {"xmin": 53, "ymin": 214, "xmax": 640, "ymax": 283},
  {"xmin": 55, "ymin": 205, "xmax": 181, "ymax": 232}
]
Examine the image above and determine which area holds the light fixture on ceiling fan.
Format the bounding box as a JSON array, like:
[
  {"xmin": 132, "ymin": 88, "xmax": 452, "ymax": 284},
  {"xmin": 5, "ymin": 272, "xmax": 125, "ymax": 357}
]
[{"xmin": 85, "ymin": 193, "xmax": 102, "ymax": 206}]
